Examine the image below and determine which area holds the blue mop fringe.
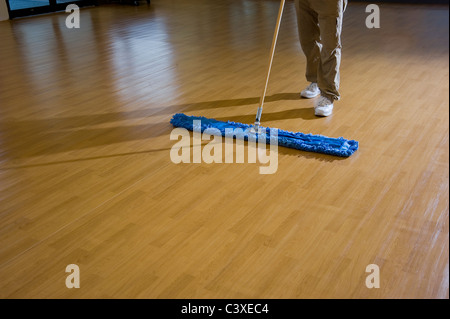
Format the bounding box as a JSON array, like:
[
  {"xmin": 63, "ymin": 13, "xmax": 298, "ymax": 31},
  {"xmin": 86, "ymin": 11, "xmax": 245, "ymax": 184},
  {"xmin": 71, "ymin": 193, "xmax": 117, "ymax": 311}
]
[{"xmin": 170, "ymin": 113, "xmax": 358, "ymax": 157}]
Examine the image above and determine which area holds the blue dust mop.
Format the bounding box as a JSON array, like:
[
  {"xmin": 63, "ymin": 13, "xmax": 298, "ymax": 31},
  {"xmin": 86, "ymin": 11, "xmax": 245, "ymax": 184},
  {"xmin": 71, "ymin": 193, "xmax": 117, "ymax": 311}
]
[
  {"xmin": 170, "ymin": 0, "xmax": 358, "ymax": 157},
  {"xmin": 170, "ymin": 113, "xmax": 358, "ymax": 157}
]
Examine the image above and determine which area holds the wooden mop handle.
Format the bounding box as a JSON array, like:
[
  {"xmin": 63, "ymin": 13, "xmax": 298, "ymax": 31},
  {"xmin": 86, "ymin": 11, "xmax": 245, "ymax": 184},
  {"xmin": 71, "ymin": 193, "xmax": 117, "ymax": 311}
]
[{"xmin": 254, "ymin": 0, "xmax": 286, "ymax": 128}]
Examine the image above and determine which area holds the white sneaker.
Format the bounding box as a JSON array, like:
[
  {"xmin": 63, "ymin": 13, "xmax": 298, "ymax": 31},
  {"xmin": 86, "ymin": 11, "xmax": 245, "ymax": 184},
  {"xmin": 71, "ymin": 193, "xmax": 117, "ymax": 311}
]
[
  {"xmin": 301, "ymin": 82, "xmax": 320, "ymax": 99},
  {"xmin": 314, "ymin": 95, "xmax": 334, "ymax": 117}
]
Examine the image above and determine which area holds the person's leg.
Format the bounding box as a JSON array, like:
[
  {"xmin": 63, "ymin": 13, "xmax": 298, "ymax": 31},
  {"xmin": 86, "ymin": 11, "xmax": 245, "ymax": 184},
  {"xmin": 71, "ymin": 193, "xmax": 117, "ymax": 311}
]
[
  {"xmin": 295, "ymin": 0, "xmax": 321, "ymax": 85},
  {"xmin": 310, "ymin": 0, "xmax": 346, "ymax": 101}
]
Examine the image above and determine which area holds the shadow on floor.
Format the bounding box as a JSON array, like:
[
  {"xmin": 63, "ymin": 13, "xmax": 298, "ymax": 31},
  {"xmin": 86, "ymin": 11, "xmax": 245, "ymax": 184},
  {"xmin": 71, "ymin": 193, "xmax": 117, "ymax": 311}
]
[
  {"xmin": 0, "ymin": 92, "xmax": 323, "ymax": 159},
  {"xmin": 0, "ymin": 134, "xmax": 347, "ymax": 170}
]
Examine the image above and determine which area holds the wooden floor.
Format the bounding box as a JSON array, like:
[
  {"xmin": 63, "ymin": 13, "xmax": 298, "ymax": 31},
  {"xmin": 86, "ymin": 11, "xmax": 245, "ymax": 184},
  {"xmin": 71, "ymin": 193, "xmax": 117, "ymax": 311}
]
[{"xmin": 0, "ymin": 0, "xmax": 448, "ymax": 299}]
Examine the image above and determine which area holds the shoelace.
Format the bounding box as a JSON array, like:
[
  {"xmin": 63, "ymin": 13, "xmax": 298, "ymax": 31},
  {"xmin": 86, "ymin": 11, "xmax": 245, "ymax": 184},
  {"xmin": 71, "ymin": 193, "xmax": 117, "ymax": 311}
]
[
  {"xmin": 307, "ymin": 83, "xmax": 318, "ymax": 91},
  {"xmin": 317, "ymin": 96, "xmax": 332, "ymax": 107}
]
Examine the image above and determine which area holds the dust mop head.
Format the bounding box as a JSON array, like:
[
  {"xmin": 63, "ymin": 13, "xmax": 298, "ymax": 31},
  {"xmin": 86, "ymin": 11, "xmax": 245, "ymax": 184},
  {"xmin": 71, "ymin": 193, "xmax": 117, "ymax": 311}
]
[{"xmin": 170, "ymin": 113, "xmax": 358, "ymax": 157}]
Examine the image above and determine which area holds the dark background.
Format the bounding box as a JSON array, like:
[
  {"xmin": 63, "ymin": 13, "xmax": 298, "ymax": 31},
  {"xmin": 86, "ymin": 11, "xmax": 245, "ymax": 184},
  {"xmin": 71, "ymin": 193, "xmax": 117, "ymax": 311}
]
[{"xmin": 353, "ymin": 0, "xmax": 449, "ymax": 4}]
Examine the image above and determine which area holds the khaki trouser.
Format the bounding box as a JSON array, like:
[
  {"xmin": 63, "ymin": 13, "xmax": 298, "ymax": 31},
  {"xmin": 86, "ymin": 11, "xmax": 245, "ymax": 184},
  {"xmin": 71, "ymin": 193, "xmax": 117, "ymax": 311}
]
[{"xmin": 295, "ymin": 0, "xmax": 347, "ymax": 101}]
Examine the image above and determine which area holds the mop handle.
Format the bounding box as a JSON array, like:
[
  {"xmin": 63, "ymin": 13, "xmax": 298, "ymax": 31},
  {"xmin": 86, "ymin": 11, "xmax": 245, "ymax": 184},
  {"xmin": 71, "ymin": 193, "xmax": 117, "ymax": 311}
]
[{"xmin": 254, "ymin": 0, "xmax": 286, "ymax": 129}]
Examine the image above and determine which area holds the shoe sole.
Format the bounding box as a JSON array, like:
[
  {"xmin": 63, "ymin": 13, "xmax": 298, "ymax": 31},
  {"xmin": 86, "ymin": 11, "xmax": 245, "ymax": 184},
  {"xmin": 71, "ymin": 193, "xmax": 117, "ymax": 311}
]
[
  {"xmin": 315, "ymin": 109, "xmax": 333, "ymax": 117},
  {"xmin": 301, "ymin": 91, "xmax": 320, "ymax": 99}
]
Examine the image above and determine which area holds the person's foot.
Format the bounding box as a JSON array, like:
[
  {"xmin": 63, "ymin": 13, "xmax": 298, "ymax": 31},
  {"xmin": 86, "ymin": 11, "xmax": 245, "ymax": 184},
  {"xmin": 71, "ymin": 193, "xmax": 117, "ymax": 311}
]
[
  {"xmin": 300, "ymin": 82, "xmax": 320, "ymax": 99},
  {"xmin": 314, "ymin": 95, "xmax": 334, "ymax": 117}
]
